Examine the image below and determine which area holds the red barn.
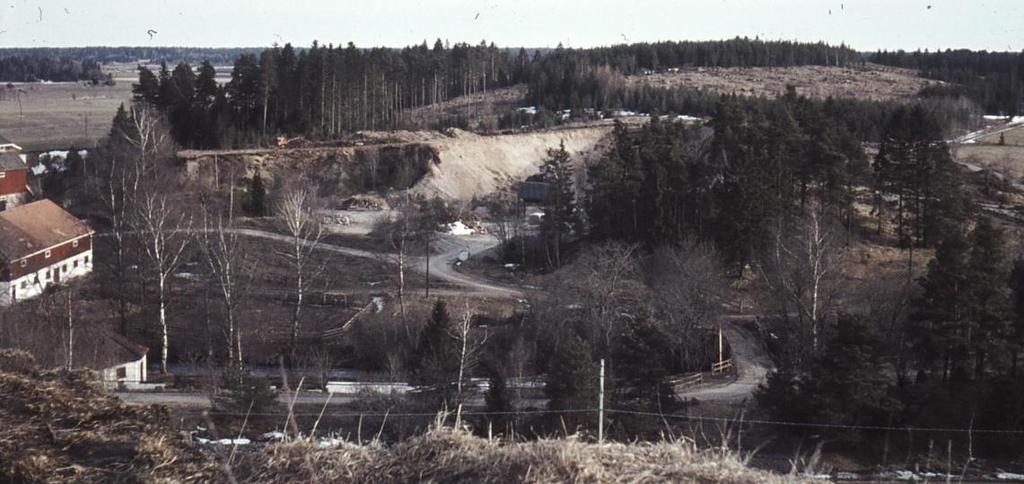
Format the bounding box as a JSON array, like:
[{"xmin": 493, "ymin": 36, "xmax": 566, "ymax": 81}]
[
  {"xmin": 0, "ymin": 199, "xmax": 94, "ymax": 305},
  {"xmin": 0, "ymin": 135, "xmax": 29, "ymax": 211}
]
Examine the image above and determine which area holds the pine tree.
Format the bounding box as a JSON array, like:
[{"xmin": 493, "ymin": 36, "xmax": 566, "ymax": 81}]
[
  {"xmin": 910, "ymin": 229, "xmax": 971, "ymax": 382},
  {"xmin": 965, "ymin": 217, "xmax": 1011, "ymax": 377}
]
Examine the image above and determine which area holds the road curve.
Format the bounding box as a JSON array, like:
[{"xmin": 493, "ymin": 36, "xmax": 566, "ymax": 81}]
[
  {"xmin": 677, "ymin": 315, "xmax": 773, "ymax": 403},
  {"xmin": 226, "ymin": 228, "xmax": 522, "ymax": 299}
]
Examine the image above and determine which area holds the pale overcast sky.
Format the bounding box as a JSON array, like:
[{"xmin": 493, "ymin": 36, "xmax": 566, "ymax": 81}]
[{"xmin": 0, "ymin": 0, "xmax": 1020, "ymax": 52}]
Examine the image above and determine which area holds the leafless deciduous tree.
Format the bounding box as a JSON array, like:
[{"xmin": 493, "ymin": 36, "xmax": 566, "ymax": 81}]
[
  {"xmin": 484, "ymin": 189, "xmax": 526, "ymax": 263},
  {"xmin": 200, "ymin": 186, "xmax": 249, "ymax": 368},
  {"xmin": 91, "ymin": 103, "xmax": 170, "ymax": 335},
  {"xmin": 135, "ymin": 186, "xmax": 193, "ymax": 374},
  {"xmin": 275, "ymin": 182, "xmax": 325, "ymax": 363},
  {"xmin": 374, "ymin": 194, "xmax": 418, "ymax": 318},
  {"xmin": 62, "ymin": 282, "xmax": 80, "ymax": 371},
  {"xmin": 560, "ymin": 242, "xmax": 644, "ymax": 355},
  {"xmin": 760, "ymin": 204, "xmax": 844, "ymax": 356},
  {"xmin": 451, "ymin": 301, "xmax": 488, "ymax": 401},
  {"xmin": 649, "ymin": 240, "xmax": 728, "ymax": 369}
]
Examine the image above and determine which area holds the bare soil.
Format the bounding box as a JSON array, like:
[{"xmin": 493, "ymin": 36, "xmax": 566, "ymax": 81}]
[{"xmin": 180, "ymin": 124, "xmax": 614, "ymax": 202}]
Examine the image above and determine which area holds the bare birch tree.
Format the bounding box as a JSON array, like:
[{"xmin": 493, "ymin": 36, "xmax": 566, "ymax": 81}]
[
  {"xmin": 135, "ymin": 188, "xmax": 193, "ymax": 374},
  {"xmin": 375, "ymin": 194, "xmax": 418, "ymax": 318},
  {"xmin": 760, "ymin": 203, "xmax": 843, "ymax": 355},
  {"xmin": 451, "ymin": 300, "xmax": 488, "ymax": 401},
  {"xmin": 275, "ymin": 183, "xmax": 325, "ymax": 363},
  {"xmin": 200, "ymin": 187, "xmax": 248, "ymax": 368},
  {"xmin": 91, "ymin": 103, "xmax": 169, "ymax": 335}
]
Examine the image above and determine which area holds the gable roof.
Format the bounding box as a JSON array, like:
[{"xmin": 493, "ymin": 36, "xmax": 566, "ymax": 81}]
[
  {"xmin": 72, "ymin": 323, "xmax": 148, "ymax": 371},
  {"xmin": 0, "ymin": 199, "xmax": 93, "ymax": 262},
  {"xmin": 0, "ymin": 134, "xmax": 21, "ymax": 150},
  {"xmin": 0, "ymin": 152, "xmax": 24, "ymax": 171}
]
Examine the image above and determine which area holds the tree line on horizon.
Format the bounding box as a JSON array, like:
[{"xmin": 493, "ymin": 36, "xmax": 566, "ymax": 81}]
[
  {"xmin": 123, "ymin": 38, "xmax": 863, "ymax": 149},
  {"xmin": 871, "ymin": 48, "xmax": 1024, "ymax": 115}
]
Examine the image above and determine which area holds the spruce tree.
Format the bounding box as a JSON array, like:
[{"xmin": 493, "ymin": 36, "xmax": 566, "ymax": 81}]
[
  {"xmin": 248, "ymin": 169, "xmax": 266, "ymax": 216},
  {"xmin": 544, "ymin": 335, "xmax": 598, "ymax": 431},
  {"xmin": 413, "ymin": 301, "xmax": 460, "ymax": 406},
  {"xmin": 539, "ymin": 140, "xmax": 580, "ymax": 268}
]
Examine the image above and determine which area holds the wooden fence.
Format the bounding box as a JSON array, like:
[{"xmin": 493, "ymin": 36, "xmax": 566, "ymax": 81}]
[{"xmin": 711, "ymin": 359, "xmax": 733, "ymax": 374}]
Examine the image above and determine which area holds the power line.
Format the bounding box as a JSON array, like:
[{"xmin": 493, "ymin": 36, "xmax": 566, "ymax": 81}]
[
  {"xmin": 199, "ymin": 406, "xmax": 1024, "ymax": 434},
  {"xmin": 606, "ymin": 409, "xmax": 1024, "ymax": 435}
]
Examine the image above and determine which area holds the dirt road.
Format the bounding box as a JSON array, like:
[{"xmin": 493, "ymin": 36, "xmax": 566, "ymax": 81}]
[
  {"xmin": 677, "ymin": 315, "xmax": 773, "ymax": 403},
  {"xmin": 226, "ymin": 228, "xmax": 522, "ymax": 299}
]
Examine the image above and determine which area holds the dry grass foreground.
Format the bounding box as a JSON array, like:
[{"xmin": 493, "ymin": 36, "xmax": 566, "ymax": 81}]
[
  {"xmin": 0, "ymin": 349, "xmax": 801, "ymax": 483},
  {"xmin": 626, "ymin": 64, "xmax": 938, "ymax": 102}
]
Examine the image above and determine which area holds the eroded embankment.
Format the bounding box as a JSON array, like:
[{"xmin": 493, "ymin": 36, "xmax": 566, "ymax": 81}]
[{"xmin": 178, "ymin": 125, "xmax": 614, "ymax": 201}]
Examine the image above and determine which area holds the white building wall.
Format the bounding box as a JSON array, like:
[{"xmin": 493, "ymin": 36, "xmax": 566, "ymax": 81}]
[
  {"xmin": 0, "ymin": 192, "xmax": 27, "ymax": 210},
  {"xmin": 101, "ymin": 354, "xmax": 148, "ymax": 389},
  {"xmin": 0, "ymin": 249, "xmax": 93, "ymax": 306}
]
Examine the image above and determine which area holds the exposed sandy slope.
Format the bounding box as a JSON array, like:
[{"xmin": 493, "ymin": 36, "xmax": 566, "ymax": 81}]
[
  {"xmin": 179, "ymin": 124, "xmax": 613, "ymax": 202},
  {"xmin": 627, "ymin": 64, "xmax": 938, "ymax": 101},
  {"xmin": 413, "ymin": 125, "xmax": 614, "ymax": 200}
]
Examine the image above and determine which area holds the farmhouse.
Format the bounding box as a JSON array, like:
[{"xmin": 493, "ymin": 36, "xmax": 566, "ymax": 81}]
[{"xmin": 0, "ymin": 199, "xmax": 94, "ymax": 305}]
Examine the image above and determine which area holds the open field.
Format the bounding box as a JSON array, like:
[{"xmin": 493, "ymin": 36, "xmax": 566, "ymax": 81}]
[
  {"xmin": 954, "ymin": 143, "xmax": 1024, "ymax": 182},
  {"xmin": 975, "ymin": 123, "xmax": 1024, "ymax": 146},
  {"xmin": 0, "ymin": 82, "xmax": 134, "ymax": 150},
  {"xmin": 626, "ymin": 64, "xmax": 938, "ymax": 101}
]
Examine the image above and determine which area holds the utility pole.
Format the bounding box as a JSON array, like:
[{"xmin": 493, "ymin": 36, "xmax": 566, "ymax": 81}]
[
  {"xmin": 598, "ymin": 358, "xmax": 605, "ymax": 444},
  {"xmin": 718, "ymin": 322, "xmax": 724, "ymax": 369}
]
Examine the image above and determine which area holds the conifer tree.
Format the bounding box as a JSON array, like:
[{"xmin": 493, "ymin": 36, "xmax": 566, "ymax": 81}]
[
  {"xmin": 544, "ymin": 335, "xmax": 598, "ymax": 427},
  {"xmin": 413, "ymin": 301, "xmax": 460, "ymax": 406},
  {"xmin": 910, "ymin": 229, "xmax": 970, "ymax": 381},
  {"xmin": 248, "ymin": 169, "xmax": 266, "ymax": 217},
  {"xmin": 1009, "ymin": 256, "xmax": 1024, "ymax": 374},
  {"xmin": 539, "ymin": 140, "xmax": 579, "ymax": 269},
  {"xmin": 965, "ymin": 217, "xmax": 1010, "ymax": 376}
]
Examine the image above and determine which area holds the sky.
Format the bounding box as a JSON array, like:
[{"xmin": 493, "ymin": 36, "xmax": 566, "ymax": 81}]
[{"xmin": 0, "ymin": 0, "xmax": 1021, "ymax": 52}]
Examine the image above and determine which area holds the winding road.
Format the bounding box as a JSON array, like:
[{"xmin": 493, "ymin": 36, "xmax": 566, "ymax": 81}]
[
  {"xmin": 677, "ymin": 316, "xmax": 773, "ymax": 402},
  {"xmin": 113, "ymin": 226, "xmax": 771, "ymax": 405}
]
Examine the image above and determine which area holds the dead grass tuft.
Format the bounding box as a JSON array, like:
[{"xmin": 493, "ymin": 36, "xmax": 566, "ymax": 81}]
[
  {"xmin": 0, "ymin": 363, "xmax": 796, "ymax": 482},
  {"xmin": 240, "ymin": 426, "xmax": 803, "ymax": 483}
]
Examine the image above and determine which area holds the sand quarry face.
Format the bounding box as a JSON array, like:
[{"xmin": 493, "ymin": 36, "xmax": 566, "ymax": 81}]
[
  {"xmin": 180, "ymin": 125, "xmax": 615, "ymax": 202},
  {"xmin": 411, "ymin": 126, "xmax": 613, "ymax": 200}
]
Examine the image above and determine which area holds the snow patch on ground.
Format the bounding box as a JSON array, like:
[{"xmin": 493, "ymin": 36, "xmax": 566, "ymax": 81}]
[
  {"xmin": 997, "ymin": 472, "xmax": 1024, "ymax": 480},
  {"xmin": 260, "ymin": 431, "xmax": 285, "ymax": 441},
  {"xmin": 447, "ymin": 221, "xmax": 475, "ymax": 236}
]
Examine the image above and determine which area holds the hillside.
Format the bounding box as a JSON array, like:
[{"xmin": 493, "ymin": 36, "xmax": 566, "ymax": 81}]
[
  {"xmin": 626, "ymin": 64, "xmax": 938, "ymax": 101},
  {"xmin": 0, "ymin": 351, "xmax": 797, "ymax": 483},
  {"xmin": 179, "ymin": 124, "xmax": 614, "ymax": 202}
]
